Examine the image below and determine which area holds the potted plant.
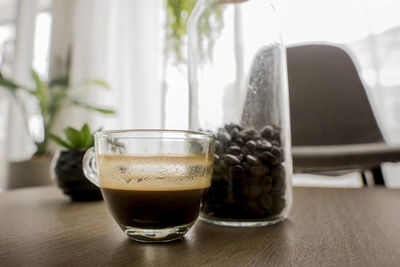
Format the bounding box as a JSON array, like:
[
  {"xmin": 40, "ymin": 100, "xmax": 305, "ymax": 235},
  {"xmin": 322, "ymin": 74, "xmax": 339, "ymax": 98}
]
[
  {"xmin": 50, "ymin": 123, "xmax": 102, "ymax": 201},
  {"xmin": 0, "ymin": 70, "xmax": 114, "ymax": 189}
]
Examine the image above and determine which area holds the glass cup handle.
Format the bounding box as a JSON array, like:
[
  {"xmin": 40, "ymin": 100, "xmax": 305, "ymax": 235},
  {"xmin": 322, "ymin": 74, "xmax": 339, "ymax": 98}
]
[{"xmin": 83, "ymin": 147, "xmax": 99, "ymax": 187}]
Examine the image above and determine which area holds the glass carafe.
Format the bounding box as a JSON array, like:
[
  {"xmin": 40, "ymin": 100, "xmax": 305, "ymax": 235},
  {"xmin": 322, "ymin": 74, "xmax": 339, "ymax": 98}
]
[{"xmin": 188, "ymin": 0, "xmax": 292, "ymax": 226}]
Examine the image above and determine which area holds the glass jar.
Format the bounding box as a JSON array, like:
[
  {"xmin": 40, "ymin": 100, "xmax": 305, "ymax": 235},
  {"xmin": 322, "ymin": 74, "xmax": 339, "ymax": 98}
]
[{"xmin": 188, "ymin": 0, "xmax": 292, "ymax": 226}]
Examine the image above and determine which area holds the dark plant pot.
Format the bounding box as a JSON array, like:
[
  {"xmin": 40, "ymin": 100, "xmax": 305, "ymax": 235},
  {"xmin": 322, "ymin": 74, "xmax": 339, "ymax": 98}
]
[{"xmin": 52, "ymin": 150, "xmax": 102, "ymax": 201}]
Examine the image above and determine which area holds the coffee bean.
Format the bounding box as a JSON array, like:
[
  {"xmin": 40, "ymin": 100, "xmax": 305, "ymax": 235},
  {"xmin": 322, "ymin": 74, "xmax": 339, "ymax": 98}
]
[
  {"xmin": 256, "ymin": 140, "xmax": 272, "ymax": 151},
  {"xmin": 224, "ymin": 123, "xmax": 233, "ymax": 132},
  {"xmin": 261, "ymin": 125, "xmax": 274, "ymax": 139},
  {"xmin": 223, "ymin": 154, "xmax": 241, "ymax": 165},
  {"xmin": 272, "ymin": 164, "xmax": 285, "ymax": 179},
  {"xmin": 247, "ymin": 201, "xmax": 264, "ymax": 215},
  {"xmin": 253, "ymin": 134, "xmax": 262, "ymax": 140},
  {"xmin": 234, "ymin": 138, "xmax": 244, "ymax": 145},
  {"xmin": 218, "ymin": 131, "xmax": 231, "ymax": 145},
  {"xmin": 243, "ymin": 128, "xmax": 256, "ymax": 136},
  {"xmin": 271, "ymin": 140, "xmax": 280, "ymax": 146},
  {"xmin": 246, "ymin": 154, "xmax": 260, "ymax": 166},
  {"xmin": 250, "ymin": 166, "xmax": 269, "ymax": 177},
  {"xmin": 241, "ymin": 146, "xmax": 249, "ymax": 156},
  {"xmin": 248, "ymin": 176, "xmax": 260, "ymax": 185},
  {"xmin": 242, "ymin": 162, "xmax": 250, "ymax": 171},
  {"xmin": 228, "ymin": 145, "xmax": 242, "ymax": 155},
  {"xmin": 230, "ymin": 165, "xmax": 246, "ymax": 179},
  {"xmin": 256, "ymin": 140, "xmax": 262, "ymax": 146},
  {"xmin": 259, "ymin": 193, "xmax": 272, "ymax": 210},
  {"xmin": 215, "ymin": 141, "xmax": 224, "ymax": 154},
  {"xmin": 221, "ymin": 173, "xmax": 230, "ymax": 183},
  {"xmin": 208, "ymin": 185, "xmax": 228, "ymax": 205},
  {"xmin": 212, "ymin": 179, "xmax": 228, "ymax": 187},
  {"xmin": 213, "ymin": 173, "xmax": 223, "ymax": 181},
  {"xmin": 231, "ymin": 128, "xmax": 240, "ymax": 139},
  {"xmin": 271, "ymin": 196, "xmax": 286, "ymax": 214},
  {"xmin": 238, "ymin": 132, "xmax": 248, "ymax": 141},
  {"xmin": 225, "ymin": 123, "xmax": 242, "ymax": 133},
  {"xmin": 219, "ymin": 159, "xmax": 228, "ymax": 169},
  {"xmin": 265, "ymin": 140, "xmax": 272, "ymax": 147},
  {"xmin": 260, "ymin": 175, "xmax": 273, "ymax": 192},
  {"xmin": 233, "ymin": 182, "xmax": 244, "ymax": 198},
  {"xmin": 270, "ymin": 146, "xmax": 282, "ymax": 162},
  {"xmin": 272, "ymin": 131, "xmax": 281, "ymax": 143},
  {"xmin": 271, "ymin": 177, "xmax": 286, "ymax": 195},
  {"xmin": 207, "ymin": 123, "xmax": 288, "ymax": 220},
  {"xmin": 259, "ymin": 151, "xmax": 278, "ymax": 165},
  {"xmin": 248, "ymin": 185, "xmax": 262, "ymax": 199},
  {"xmin": 242, "ymin": 181, "xmax": 249, "ymax": 196},
  {"xmin": 246, "ymin": 140, "xmax": 257, "ymax": 152},
  {"xmin": 213, "ymin": 164, "xmax": 222, "ymax": 174}
]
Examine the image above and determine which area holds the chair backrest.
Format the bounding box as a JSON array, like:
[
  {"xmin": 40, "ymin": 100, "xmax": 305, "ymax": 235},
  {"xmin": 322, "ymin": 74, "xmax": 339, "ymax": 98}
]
[{"xmin": 287, "ymin": 44, "xmax": 384, "ymax": 146}]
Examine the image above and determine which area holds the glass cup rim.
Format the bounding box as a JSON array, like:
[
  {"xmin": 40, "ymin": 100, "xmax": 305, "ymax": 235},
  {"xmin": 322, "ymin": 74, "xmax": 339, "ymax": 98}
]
[{"xmin": 94, "ymin": 129, "xmax": 215, "ymax": 141}]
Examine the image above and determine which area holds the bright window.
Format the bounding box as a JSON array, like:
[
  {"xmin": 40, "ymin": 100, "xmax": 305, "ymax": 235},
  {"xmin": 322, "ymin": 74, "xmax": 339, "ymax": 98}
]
[{"xmin": 33, "ymin": 11, "xmax": 52, "ymax": 80}]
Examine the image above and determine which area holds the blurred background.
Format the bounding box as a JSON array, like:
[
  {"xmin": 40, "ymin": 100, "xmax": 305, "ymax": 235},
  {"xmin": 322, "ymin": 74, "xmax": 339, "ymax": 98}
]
[{"xmin": 0, "ymin": 0, "xmax": 400, "ymax": 189}]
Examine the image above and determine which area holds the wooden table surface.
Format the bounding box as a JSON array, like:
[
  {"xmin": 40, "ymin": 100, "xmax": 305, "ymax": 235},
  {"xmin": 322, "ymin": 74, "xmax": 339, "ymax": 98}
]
[{"xmin": 1, "ymin": 186, "xmax": 400, "ymax": 266}]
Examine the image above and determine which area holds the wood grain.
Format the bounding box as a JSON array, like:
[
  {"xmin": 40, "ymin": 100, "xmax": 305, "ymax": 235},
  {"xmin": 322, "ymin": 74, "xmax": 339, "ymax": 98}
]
[{"xmin": 1, "ymin": 186, "xmax": 400, "ymax": 266}]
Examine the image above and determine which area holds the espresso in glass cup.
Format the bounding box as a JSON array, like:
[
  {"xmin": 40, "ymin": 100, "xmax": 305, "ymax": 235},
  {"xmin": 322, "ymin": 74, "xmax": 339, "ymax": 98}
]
[{"xmin": 83, "ymin": 130, "xmax": 215, "ymax": 242}]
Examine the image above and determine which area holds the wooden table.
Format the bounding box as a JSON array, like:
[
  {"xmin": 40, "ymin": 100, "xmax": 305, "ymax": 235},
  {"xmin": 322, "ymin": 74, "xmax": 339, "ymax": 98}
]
[{"xmin": 1, "ymin": 186, "xmax": 400, "ymax": 266}]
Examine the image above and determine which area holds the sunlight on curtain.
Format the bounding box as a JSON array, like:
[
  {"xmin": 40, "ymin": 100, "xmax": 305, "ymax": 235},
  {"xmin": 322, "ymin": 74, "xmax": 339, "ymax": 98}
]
[
  {"xmin": 0, "ymin": 4, "xmax": 17, "ymax": 187},
  {"xmin": 103, "ymin": 0, "xmax": 163, "ymax": 130},
  {"xmin": 280, "ymin": 0, "xmax": 369, "ymax": 44},
  {"xmin": 49, "ymin": 0, "xmax": 164, "ymax": 142},
  {"xmin": 0, "ymin": 91, "xmax": 10, "ymax": 189},
  {"xmin": 32, "ymin": 12, "xmax": 51, "ymax": 79}
]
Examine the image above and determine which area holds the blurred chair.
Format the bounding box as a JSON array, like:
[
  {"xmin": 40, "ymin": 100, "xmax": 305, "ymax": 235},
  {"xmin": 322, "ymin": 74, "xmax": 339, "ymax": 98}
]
[{"xmin": 287, "ymin": 44, "xmax": 400, "ymax": 186}]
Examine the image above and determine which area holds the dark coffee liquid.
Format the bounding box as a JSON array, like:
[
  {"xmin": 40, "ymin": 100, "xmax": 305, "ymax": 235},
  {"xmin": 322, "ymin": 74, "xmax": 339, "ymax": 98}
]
[{"xmin": 102, "ymin": 187, "xmax": 208, "ymax": 229}]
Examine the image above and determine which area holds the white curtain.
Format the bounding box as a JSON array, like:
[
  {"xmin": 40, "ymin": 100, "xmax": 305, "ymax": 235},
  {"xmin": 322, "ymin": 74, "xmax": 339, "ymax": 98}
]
[
  {"xmin": 7, "ymin": 0, "xmax": 38, "ymax": 160},
  {"xmin": 49, "ymin": 0, "xmax": 164, "ymax": 142},
  {"xmin": 5, "ymin": 0, "xmax": 164, "ymax": 158}
]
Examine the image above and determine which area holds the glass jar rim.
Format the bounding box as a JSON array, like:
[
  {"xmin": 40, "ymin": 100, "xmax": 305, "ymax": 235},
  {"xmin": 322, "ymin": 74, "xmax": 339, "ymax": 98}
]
[{"xmin": 94, "ymin": 129, "xmax": 215, "ymax": 141}]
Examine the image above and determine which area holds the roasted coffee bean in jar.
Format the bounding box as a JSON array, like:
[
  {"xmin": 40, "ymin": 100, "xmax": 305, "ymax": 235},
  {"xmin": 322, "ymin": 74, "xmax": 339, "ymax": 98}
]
[
  {"xmin": 201, "ymin": 123, "xmax": 290, "ymax": 225},
  {"xmin": 188, "ymin": 0, "xmax": 292, "ymax": 226}
]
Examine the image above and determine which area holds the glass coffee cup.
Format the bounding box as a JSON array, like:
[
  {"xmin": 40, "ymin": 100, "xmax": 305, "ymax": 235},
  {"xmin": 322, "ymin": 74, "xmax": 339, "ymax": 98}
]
[{"xmin": 83, "ymin": 130, "xmax": 215, "ymax": 242}]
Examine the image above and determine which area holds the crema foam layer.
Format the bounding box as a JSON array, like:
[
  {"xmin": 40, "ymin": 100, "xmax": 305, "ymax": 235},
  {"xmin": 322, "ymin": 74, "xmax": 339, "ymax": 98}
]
[{"xmin": 98, "ymin": 154, "xmax": 213, "ymax": 191}]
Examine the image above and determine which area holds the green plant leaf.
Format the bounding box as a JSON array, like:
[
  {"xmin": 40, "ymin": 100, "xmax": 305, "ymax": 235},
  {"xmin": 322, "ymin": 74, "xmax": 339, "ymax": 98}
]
[
  {"xmin": 0, "ymin": 75, "xmax": 18, "ymax": 90},
  {"xmin": 80, "ymin": 123, "xmax": 93, "ymax": 148},
  {"xmin": 49, "ymin": 134, "xmax": 74, "ymax": 149},
  {"xmin": 70, "ymin": 99, "xmax": 115, "ymax": 114},
  {"xmin": 90, "ymin": 80, "xmax": 110, "ymax": 89},
  {"xmin": 31, "ymin": 69, "xmax": 48, "ymax": 116},
  {"xmin": 166, "ymin": 0, "xmax": 223, "ymax": 65},
  {"xmin": 49, "ymin": 76, "xmax": 69, "ymax": 87},
  {"xmin": 64, "ymin": 127, "xmax": 82, "ymax": 149},
  {"xmin": 85, "ymin": 134, "xmax": 94, "ymax": 149}
]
